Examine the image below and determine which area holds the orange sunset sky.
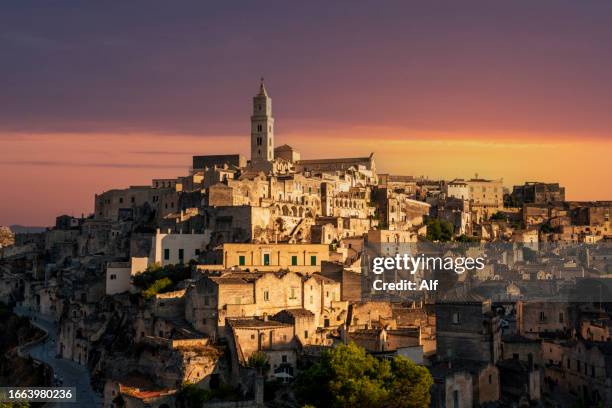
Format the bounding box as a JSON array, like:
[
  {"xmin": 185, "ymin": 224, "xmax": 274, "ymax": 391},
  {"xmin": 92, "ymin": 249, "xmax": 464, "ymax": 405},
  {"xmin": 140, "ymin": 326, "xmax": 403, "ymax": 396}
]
[{"xmin": 1, "ymin": 1, "xmax": 611, "ymax": 226}]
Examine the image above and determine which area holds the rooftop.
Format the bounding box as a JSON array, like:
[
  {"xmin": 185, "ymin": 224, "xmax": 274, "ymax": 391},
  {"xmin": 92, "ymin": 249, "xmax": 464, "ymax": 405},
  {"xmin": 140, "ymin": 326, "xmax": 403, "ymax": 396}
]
[{"xmin": 228, "ymin": 318, "xmax": 291, "ymax": 329}]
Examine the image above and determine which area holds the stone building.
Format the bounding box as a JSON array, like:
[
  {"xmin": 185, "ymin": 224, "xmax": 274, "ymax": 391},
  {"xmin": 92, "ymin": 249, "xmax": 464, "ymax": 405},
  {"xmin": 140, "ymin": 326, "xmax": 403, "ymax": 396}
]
[
  {"xmin": 542, "ymin": 338, "xmax": 612, "ymax": 405},
  {"xmin": 435, "ymin": 294, "xmax": 501, "ymax": 364},
  {"xmin": 105, "ymin": 257, "xmax": 148, "ymax": 295},
  {"xmin": 374, "ymin": 187, "xmax": 430, "ymax": 230},
  {"xmin": 192, "ymin": 154, "xmax": 246, "ymax": 170},
  {"xmin": 516, "ymin": 300, "xmax": 571, "ymax": 338},
  {"xmin": 149, "ymin": 229, "xmax": 210, "ymax": 266},
  {"xmin": 511, "ymin": 182, "xmax": 565, "ymax": 205},
  {"xmin": 273, "ymin": 144, "xmax": 300, "ymax": 163},
  {"xmin": 226, "ymin": 317, "xmax": 298, "ymax": 382},
  {"xmin": 295, "ymin": 153, "xmax": 375, "ymax": 175},
  {"xmin": 215, "ymin": 242, "xmax": 330, "ymax": 273},
  {"xmin": 185, "ymin": 270, "xmax": 340, "ymax": 339},
  {"xmin": 94, "ymin": 185, "xmax": 179, "ymax": 222},
  {"xmin": 446, "ymin": 178, "xmax": 504, "ymax": 223},
  {"xmin": 378, "ymin": 174, "xmax": 417, "ymax": 196}
]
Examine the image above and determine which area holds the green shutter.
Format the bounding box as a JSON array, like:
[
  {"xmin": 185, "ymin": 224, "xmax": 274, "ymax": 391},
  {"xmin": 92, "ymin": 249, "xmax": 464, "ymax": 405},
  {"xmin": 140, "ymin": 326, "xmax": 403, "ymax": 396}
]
[
  {"xmin": 239, "ymin": 255, "xmax": 245, "ymax": 266},
  {"xmin": 310, "ymin": 255, "xmax": 317, "ymax": 266},
  {"xmin": 291, "ymin": 255, "xmax": 298, "ymax": 266}
]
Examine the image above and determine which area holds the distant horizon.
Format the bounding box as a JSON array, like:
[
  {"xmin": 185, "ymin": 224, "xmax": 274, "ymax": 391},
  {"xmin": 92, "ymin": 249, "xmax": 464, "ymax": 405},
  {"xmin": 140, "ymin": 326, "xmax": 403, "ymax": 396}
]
[{"xmin": 1, "ymin": 128, "xmax": 610, "ymax": 226}]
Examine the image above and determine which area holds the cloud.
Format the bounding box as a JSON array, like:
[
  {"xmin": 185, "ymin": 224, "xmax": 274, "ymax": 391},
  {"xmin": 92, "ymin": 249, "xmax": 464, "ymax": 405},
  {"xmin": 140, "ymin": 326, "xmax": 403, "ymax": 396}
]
[
  {"xmin": 0, "ymin": 160, "xmax": 187, "ymax": 169},
  {"xmin": 128, "ymin": 150, "xmax": 195, "ymax": 156},
  {"xmin": 1, "ymin": 31, "xmax": 71, "ymax": 52}
]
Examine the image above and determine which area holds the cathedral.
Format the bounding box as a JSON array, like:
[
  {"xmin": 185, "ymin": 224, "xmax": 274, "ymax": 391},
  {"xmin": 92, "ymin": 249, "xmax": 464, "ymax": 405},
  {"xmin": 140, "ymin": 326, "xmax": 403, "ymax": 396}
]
[{"xmin": 244, "ymin": 79, "xmax": 375, "ymax": 176}]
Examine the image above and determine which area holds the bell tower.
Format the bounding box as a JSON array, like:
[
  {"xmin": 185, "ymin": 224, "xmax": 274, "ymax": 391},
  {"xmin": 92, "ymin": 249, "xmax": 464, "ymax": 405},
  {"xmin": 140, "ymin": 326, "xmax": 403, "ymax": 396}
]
[{"xmin": 250, "ymin": 78, "xmax": 274, "ymax": 169}]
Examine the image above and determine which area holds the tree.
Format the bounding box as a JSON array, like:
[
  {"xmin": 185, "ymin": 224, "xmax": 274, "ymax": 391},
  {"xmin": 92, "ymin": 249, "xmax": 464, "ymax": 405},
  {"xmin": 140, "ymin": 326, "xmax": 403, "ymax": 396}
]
[
  {"xmin": 385, "ymin": 357, "xmax": 433, "ymax": 408},
  {"xmin": 142, "ymin": 277, "xmax": 173, "ymax": 299},
  {"xmin": 296, "ymin": 343, "xmax": 432, "ymax": 408},
  {"xmin": 176, "ymin": 383, "xmax": 212, "ymax": 408},
  {"xmin": 133, "ymin": 263, "xmax": 193, "ymax": 299},
  {"xmin": 426, "ymin": 219, "xmax": 454, "ymax": 242},
  {"xmin": 455, "ymin": 234, "xmax": 480, "ymax": 243},
  {"xmin": 247, "ymin": 351, "xmax": 270, "ymax": 375},
  {"xmin": 490, "ymin": 211, "xmax": 507, "ymax": 221}
]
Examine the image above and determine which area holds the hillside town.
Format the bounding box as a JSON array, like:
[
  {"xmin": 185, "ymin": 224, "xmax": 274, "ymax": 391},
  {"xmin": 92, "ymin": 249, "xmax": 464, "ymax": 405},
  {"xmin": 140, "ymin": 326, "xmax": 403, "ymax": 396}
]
[{"xmin": 1, "ymin": 81, "xmax": 611, "ymax": 408}]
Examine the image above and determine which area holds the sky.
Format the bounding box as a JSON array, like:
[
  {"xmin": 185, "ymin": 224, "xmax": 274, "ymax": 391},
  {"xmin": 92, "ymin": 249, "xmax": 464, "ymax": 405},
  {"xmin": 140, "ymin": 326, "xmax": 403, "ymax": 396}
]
[{"xmin": 1, "ymin": 1, "xmax": 611, "ymax": 226}]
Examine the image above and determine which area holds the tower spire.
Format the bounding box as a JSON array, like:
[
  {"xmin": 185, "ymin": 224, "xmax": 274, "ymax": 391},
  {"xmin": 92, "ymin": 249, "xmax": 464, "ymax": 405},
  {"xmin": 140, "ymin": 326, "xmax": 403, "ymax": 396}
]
[
  {"xmin": 259, "ymin": 77, "xmax": 267, "ymax": 96},
  {"xmin": 250, "ymin": 78, "xmax": 274, "ymax": 170}
]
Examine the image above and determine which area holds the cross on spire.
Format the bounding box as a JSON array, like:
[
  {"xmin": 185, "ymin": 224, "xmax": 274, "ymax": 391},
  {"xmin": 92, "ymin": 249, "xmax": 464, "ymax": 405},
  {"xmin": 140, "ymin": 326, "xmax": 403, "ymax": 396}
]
[{"xmin": 259, "ymin": 77, "xmax": 268, "ymax": 96}]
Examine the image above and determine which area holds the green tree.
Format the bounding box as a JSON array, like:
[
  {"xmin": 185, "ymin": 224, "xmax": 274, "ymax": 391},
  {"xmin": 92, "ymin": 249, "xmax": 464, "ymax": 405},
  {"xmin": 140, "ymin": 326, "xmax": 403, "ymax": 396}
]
[
  {"xmin": 490, "ymin": 211, "xmax": 507, "ymax": 221},
  {"xmin": 455, "ymin": 234, "xmax": 479, "ymax": 243},
  {"xmin": 296, "ymin": 343, "xmax": 432, "ymax": 408},
  {"xmin": 176, "ymin": 383, "xmax": 212, "ymax": 408},
  {"xmin": 247, "ymin": 351, "xmax": 270, "ymax": 374},
  {"xmin": 142, "ymin": 277, "xmax": 173, "ymax": 299},
  {"xmin": 426, "ymin": 219, "xmax": 454, "ymax": 242},
  {"xmin": 385, "ymin": 357, "xmax": 433, "ymax": 408},
  {"xmin": 133, "ymin": 262, "xmax": 194, "ymax": 299}
]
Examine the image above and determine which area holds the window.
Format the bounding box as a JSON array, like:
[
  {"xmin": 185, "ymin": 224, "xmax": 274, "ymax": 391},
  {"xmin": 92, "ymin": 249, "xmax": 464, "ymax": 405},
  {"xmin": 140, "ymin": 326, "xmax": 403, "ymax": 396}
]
[
  {"xmin": 539, "ymin": 311, "xmax": 546, "ymax": 322},
  {"xmin": 131, "ymin": 196, "xmax": 135, "ymax": 203},
  {"xmin": 310, "ymin": 255, "xmax": 317, "ymax": 266},
  {"xmin": 453, "ymin": 390, "xmax": 459, "ymax": 408},
  {"xmin": 310, "ymin": 295, "xmax": 313, "ymax": 305},
  {"xmin": 119, "ymin": 197, "xmax": 123, "ymax": 204},
  {"xmin": 291, "ymin": 255, "xmax": 298, "ymax": 266},
  {"xmin": 264, "ymin": 290, "xmax": 269, "ymax": 301},
  {"xmin": 195, "ymin": 249, "xmax": 200, "ymax": 256},
  {"xmin": 263, "ymin": 253, "xmax": 270, "ymax": 266},
  {"xmin": 110, "ymin": 274, "xmax": 117, "ymax": 280},
  {"xmin": 164, "ymin": 248, "xmax": 170, "ymax": 260},
  {"xmin": 304, "ymin": 330, "xmax": 308, "ymax": 339},
  {"xmin": 178, "ymin": 248, "xmax": 184, "ymax": 263},
  {"xmin": 202, "ymin": 318, "xmax": 207, "ymax": 325},
  {"xmin": 488, "ymin": 375, "xmax": 492, "ymax": 384},
  {"xmin": 559, "ymin": 312, "xmax": 564, "ymax": 323},
  {"xmin": 452, "ymin": 312, "xmax": 459, "ymax": 324},
  {"xmin": 239, "ymin": 255, "xmax": 246, "ymax": 266},
  {"xmin": 282, "ymin": 355, "xmax": 287, "ymax": 363},
  {"xmin": 290, "ymin": 287, "xmax": 296, "ymax": 299}
]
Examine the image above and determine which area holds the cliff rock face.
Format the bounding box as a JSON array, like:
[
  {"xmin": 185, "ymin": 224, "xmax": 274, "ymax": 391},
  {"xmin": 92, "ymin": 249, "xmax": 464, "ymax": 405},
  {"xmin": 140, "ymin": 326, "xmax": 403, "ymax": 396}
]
[{"xmin": 0, "ymin": 226, "xmax": 15, "ymax": 248}]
